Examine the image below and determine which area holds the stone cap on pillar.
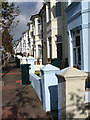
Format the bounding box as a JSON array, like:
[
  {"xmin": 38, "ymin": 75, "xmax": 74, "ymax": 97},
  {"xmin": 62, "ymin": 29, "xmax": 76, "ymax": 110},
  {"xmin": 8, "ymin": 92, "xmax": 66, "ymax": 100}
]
[
  {"xmin": 40, "ymin": 64, "xmax": 60, "ymax": 72},
  {"xmin": 27, "ymin": 56, "xmax": 35, "ymax": 60},
  {"xmin": 56, "ymin": 67, "xmax": 88, "ymax": 79}
]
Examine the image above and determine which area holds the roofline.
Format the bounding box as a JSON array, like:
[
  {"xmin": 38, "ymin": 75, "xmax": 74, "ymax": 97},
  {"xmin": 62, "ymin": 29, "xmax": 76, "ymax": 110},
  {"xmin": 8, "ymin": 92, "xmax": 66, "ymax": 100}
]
[
  {"xmin": 30, "ymin": 3, "xmax": 46, "ymax": 20},
  {"xmin": 30, "ymin": 14, "xmax": 40, "ymax": 21},
  {"xmin": 39, "ymin": 3, "xmax": 46, "ymax": 15},
  {"xmin": 27, "ymin": 22, "xmax": 33, "ymax": 26},
  {"xmin": 22, "ymin": 32, "xmax": 26, "ymax": 35},
  {"xmin": 65, "ymin": 2, "xmax": 79, "ymax": 13},
  {"xmin": 22, "ymin": 30, "xmax": 28, "ymax": 35}
]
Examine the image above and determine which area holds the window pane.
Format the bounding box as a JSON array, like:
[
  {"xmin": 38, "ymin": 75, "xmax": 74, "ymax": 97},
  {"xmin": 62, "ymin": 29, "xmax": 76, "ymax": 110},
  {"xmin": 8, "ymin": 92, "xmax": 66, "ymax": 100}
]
[
  {"xmin": 32, "ymin": 25, "xmax": 34, "ymax": 31},
  {"xmin": 57, "ymin": 36, "xmax": 62, "ymax": 42},
  {"xmin": 76, "ymin": 30, "xmax": 80, "ymax": 34},
  {"xmin": 31, "ymin": 31, "xmax": 33, "ymax": 37},
  {"xmin": 49, "ymin": 38, "xmax": 52, "ymax": 58},
  {"xmin": 38, "ymin": 45, "xmax": 41, "ymax": 58},
  {"xmin": 57, "ymin": 43, "xmax": 62, "ymax": 58},
  {"xmin": 38, "ymin": 20, "xmax": 40, "ymax": 24},
  {"xmin": 78, "ymin": 47, "xmax": 81, "ymax": 65},
  {"xmin": 73, "ymin": 29, "xmax": 81, "ymax": 67},
  {"xmin": 73, "ymin": 48, "xmax": 76, "ymax": 64},
  {"xmin": 50, "ymin": 44, "xmax": 52, "ymax": 58},
  {"xmin": 38, "ymin": 20, "xmax": 41, "ymax": 33},
  {"xmin": 76, "ymin": 36, "xmax": 80, "ymax": 47},
  {"xmin": 56, "ymin": 2, "xmax": 61, "ymax": 17},
  {"xmin": 38, "ymin": 24, "xmax": 40, "ymax": 33}
]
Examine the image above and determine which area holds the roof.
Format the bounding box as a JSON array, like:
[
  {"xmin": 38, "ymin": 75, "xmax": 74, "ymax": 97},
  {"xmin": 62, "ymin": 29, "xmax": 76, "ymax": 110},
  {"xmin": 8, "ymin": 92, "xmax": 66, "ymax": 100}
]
[
  {"xmin": 39, "ymin": 3, "xmax": 46, "ymax": 15},
  {"xmin": 27, "ymin": 22, "xmax": 33, "ymax": 26},
  {"xmin": 30, "ymin": 14, "xmax": 40, "ymax": 21},
  {"xmin": 65, "ymin": 2, "xmax": 79, "ymax": 13},
  {"xmin": 22, "ymin": 30, "xmax": 28, "ymax": 35},
  {"xmin": 30, "ymin": 2, "xmax": 46, "ymax": 21}
]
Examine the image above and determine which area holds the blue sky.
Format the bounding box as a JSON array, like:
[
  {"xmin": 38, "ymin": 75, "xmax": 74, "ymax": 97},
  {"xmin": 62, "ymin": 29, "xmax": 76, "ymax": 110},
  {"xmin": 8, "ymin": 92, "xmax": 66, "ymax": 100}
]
[{"xmin": 12, "ymin": 2, "xmax": 43, "ymax": 41}]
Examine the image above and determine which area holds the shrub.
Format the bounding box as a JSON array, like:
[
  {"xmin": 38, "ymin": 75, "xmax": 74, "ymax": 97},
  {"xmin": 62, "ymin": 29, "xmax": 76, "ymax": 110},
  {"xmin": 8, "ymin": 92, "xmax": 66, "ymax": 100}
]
[{"xmin": 34, "ymin": 71, "xmax": 41, "ymax": 77}]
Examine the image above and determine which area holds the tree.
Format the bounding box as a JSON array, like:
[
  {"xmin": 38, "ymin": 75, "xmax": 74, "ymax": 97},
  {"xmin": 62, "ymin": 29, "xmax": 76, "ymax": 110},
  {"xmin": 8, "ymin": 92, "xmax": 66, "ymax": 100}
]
[
  {"xmin": 1, "ymin": 2, "xmax": 20, "ymax": 53},
  {"xmin": 12, "ymin": 39, "xmax": 20, "ymax": 50}
]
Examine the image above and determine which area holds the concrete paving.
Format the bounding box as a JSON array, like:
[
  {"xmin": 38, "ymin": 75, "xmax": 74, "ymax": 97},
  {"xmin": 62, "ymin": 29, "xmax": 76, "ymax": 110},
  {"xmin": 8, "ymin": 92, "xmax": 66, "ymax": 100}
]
[{"xmin": 1, "ymin": 58, "xmax": 54, "ymax": 119}]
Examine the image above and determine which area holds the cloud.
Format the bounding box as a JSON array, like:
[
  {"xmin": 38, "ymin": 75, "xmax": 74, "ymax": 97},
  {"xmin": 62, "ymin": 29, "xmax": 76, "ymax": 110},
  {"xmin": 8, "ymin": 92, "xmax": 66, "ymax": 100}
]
[
  {"xmin": 12, "ymin": 2, "xmax": 43, "ymax": 41},
  {"xmin": 18, "ymin": 15, "xmax": 27, "ymax": 23},
  {"xmin": 34, "ymin": 2, "xmax": 43, "ymax": 13}
]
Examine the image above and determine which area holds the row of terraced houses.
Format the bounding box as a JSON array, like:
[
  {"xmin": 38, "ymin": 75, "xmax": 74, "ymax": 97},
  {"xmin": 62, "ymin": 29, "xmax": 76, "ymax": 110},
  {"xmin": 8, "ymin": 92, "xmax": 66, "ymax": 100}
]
[{"xmin": 15, "ymin": 0, "xmax": 90, "ymax": 83}]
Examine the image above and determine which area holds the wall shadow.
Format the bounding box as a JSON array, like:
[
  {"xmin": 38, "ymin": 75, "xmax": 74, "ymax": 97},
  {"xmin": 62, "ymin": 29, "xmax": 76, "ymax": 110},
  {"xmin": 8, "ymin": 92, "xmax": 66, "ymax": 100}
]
[{"xmin": 49, "ymin": 85, "xmax": 58, "ymax": 110}]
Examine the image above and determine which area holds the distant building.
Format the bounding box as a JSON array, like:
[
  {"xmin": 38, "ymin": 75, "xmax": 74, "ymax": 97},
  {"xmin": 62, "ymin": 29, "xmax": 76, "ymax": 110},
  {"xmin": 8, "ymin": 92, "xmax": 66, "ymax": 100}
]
[
  {"xmin": 19, "ymin": 41, "xmax": 21, "ymax": 53},
  {"xmin": 27, "ymin": 22, "xmax": 34, "ymax": 56},
  {"xmin": 21, "ymin": 31, "xmax": 30, "ymax": 56},
  {"xmin": 20, "ymin": 36, "xmax": 24, "ymax": 54},
  {"xmin": 30, "ymin": 14, "xmax": 42, "ymax": 65},
  {"xmin": 15, "ymin": 44, "xmax": 19, "ymax": 54}
]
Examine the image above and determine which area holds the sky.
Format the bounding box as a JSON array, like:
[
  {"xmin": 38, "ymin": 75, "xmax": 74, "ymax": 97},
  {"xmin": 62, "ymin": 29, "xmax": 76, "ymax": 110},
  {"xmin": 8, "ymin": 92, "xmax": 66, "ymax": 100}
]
[{"xmin": 11, "ymin": 2, "xmax": 43, "ymax": 41}]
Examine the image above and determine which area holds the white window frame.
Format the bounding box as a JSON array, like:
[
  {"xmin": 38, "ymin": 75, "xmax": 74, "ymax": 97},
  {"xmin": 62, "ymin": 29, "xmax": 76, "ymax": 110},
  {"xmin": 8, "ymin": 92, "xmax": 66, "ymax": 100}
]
[
  {"xmin": 56, "ymin": 36, "xmax": 62, "ymax": 58},
  {"xmin": 38, "ymin": 19, "xmax": 41, "ymax": 34},
  {"xmin": 72, "ymin": 29, "xmax": 81, "ymax": 68}
]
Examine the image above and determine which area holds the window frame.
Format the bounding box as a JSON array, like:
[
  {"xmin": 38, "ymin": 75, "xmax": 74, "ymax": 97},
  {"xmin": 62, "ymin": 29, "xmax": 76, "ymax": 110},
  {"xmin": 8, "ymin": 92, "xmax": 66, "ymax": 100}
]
[
  {"xmin": 56, "ymin": 36, "xmax": 62, "ymax": 58},
  {"xmin": 72, "ymin": 29, "xmax": 81, "ymax": 67},
  {"xmin": 38, "ymin": 19, "xmax": 41, "ymax": 34}
]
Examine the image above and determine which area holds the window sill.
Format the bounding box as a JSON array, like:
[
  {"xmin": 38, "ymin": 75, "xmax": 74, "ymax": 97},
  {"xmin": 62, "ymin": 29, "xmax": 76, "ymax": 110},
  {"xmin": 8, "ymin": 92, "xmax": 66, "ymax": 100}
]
[
  {"xmin": 46, "ymin": 16, "xmax": 62, "ymax": 23},
  {"xmin": 52, "ymin": 16, "xmax": 62, "ymax": 21}
]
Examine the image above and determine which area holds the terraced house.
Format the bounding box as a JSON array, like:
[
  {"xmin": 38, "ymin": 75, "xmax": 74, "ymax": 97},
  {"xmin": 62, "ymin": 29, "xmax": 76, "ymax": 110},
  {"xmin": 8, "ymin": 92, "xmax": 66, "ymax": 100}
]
[
  {"xmin": 21, "ymin": 31, "xmax": 30, "ymax": 56},
  {"xmin": 44, "ymin": 1, "xmax": 68, "ymax": 68},
  {"xmin": 30, "ymin": 14, "xmax": 42, "ymax": 65},
  {"xmin": 66, "ymin": 0, "xmax": 90, "ymax": 84},
  {"xmin": 27, "ymin": 22, "xmax": 34, "ymax": 57},
  {"xmin": 27, "ymin": 1, "xmax": 68, "ymax": 68}
]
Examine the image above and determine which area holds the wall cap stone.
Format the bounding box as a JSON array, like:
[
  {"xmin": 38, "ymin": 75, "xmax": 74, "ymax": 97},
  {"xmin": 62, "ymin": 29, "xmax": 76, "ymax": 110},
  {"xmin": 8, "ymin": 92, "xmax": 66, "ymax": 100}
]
[
  {"xmin": 27, "ymin": 56, "xmax": 35, "ymax": 60},
  {"xmin": 40, "ymin": 64, "xmax": 60, "ymax": 72},
  {"xmin": 56, "ymin": 67, "xmax": 88, "ymax": 78}
]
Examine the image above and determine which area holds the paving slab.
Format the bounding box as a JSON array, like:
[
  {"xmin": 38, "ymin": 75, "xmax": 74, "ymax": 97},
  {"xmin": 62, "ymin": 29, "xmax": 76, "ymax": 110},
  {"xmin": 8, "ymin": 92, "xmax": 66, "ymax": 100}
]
[{"xmin": 2, "ymin": 58, "xmax": 53, "ymax": 119}]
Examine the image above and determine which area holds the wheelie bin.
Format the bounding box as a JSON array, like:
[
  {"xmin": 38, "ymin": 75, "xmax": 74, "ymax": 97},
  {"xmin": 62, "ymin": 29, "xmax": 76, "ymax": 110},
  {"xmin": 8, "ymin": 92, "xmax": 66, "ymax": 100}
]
[
  {"xmin": 21, "ymin": 64, "xmax": 30, "ymax": 84},
  {"xmin": 51, "ymin": 58, "xmax": 62, "ymax": 68},
  {"xmin": 15, "ymin": 57, "xmax": 20, "ymax": 68}
]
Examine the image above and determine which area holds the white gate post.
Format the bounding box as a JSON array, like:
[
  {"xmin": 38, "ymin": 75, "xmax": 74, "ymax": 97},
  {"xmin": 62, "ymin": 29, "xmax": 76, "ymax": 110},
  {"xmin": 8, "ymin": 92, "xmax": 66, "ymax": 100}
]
[
  {"xmin": 56, "ymin": 67, "xmax": 88, "ymax": 119},
  {"xmin": 27, "ymin": 56, "xmax": 35, "ymax": 73},
  {"xmin": 40, "ymin": 64, "xmax": 60, "ymax": 112}
]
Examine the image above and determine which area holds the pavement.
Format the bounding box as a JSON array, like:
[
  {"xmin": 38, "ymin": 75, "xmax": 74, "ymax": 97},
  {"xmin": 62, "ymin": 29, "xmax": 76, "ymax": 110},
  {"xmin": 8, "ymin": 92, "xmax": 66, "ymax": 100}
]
[{"xmin": 1, "ymin": 57, "xmax": 55, "ymax": 120}]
